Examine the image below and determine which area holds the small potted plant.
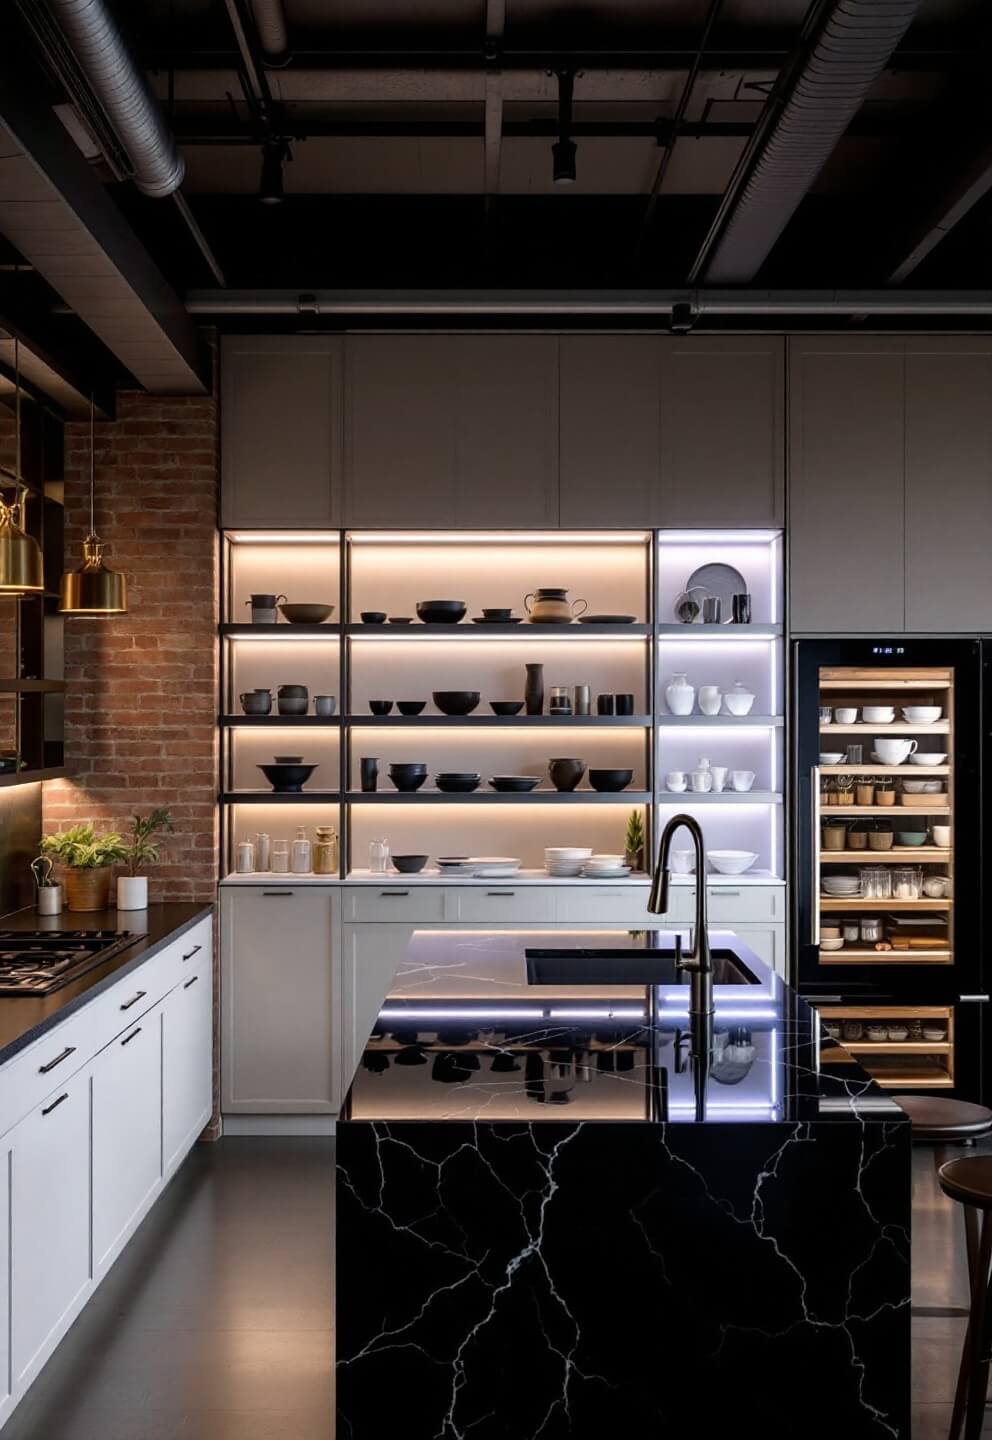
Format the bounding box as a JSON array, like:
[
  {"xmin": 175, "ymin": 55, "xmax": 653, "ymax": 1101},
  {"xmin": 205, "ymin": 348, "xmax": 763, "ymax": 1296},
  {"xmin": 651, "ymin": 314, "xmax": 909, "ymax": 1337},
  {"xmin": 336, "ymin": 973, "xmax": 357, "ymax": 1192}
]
[
  {"xmin": 118, "ymin": 808, "xmax": 175, "ymax": 910},
  {"xmin": 624, "ymin": 809, "xmax": 645, "ymax": 873},
  {"xmin": 40, "ymin": 824, "xmax": 128, "ymax": 912}
]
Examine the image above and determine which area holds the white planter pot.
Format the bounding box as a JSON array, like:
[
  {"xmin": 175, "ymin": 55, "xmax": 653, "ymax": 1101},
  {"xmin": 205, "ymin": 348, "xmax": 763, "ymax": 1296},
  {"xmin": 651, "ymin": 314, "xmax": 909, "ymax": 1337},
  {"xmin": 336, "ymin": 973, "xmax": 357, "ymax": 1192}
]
[{"xmin": 116, "ymin": 876, "xmax": 148, "ymax": 911}]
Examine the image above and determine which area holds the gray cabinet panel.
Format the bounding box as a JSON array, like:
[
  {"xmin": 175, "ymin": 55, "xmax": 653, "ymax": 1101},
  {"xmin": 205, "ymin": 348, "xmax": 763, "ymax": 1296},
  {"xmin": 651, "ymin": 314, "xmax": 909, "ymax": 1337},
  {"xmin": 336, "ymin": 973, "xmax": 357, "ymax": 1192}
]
[
  {"xmin": 221, "ymin": 336, "xmax": 341, "ymax": 528},
  {"xmin": 905, "ymin": 341, "xmax": 992, "ymax": 632},
  {"xmin": 789, "ymin": 339, "xmax": 905, "ymax": 632},
  {"xmin": 659, "ymin": 337, "xmax": 784, "ymax": 527},
  {"xmin": 559, "ymin": 337, "xmax": 661, "ymax": 527},
  {"xmin": 344, "ymin": 336, "xmax": 558, "ymax": 528}
]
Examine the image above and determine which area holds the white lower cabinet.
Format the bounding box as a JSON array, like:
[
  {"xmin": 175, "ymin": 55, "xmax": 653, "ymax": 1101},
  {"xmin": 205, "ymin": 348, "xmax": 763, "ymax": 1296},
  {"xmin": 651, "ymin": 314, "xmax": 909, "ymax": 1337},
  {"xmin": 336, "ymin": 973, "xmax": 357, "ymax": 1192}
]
[
  {"xmin": 221, "ymin": 886, "xmax": 340, "ymax": 1115},
  {"xmin": 163, "ymin": 963, "xmax": 213, "ymax": 1174},
  {"xmin": 11, "ymin": 1070, "xmax": 91, "ymax": 1394},
  {"xmin": 92, "ymin": 1013, "xmax": 163, "ymax": 1278}
]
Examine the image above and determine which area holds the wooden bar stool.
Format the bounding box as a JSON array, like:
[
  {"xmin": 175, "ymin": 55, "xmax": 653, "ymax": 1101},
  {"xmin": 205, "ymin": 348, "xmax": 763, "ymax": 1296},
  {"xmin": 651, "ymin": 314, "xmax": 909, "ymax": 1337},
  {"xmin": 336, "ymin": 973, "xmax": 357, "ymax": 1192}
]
[
  {"xmin": 891, "ymin": 1096, "xmax": 992, "ymax": 1147},
  {"xmin": 938, "ymin": 1157, "xmax": 992, "ymax": 1440}
]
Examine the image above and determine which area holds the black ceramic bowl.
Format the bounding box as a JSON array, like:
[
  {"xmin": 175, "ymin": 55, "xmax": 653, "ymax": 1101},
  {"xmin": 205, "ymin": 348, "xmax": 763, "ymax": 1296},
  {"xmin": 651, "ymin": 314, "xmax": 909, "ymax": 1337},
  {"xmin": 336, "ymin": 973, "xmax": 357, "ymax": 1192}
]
[
  {"xmin": 588, "ymin": 768, "xmax": 633, "ymax": 792},
  {"xmin": 391, "ymin": 854, "xmax": 429, "ymax": 873},
  {"xmin": 388, "ymin": 772, "xmax": 428, "ymax": 792},
  {"xmin": 278, "ymin": 602, "xmax": 335, "ymax": 624},
  {"xmin": 258, "ymin": 762, "xmax": 318, "ymax": 793},
  {"xmin": 489, "ymin": 775, "xmax": 541, "ymax": 792},
  {"xmin": 388, "ymin": 760, "xmax": 428, "ymax": 771},
  {"xmin": 361, "ymin": 611, "xmax": 387, "ymax": 624},
  {"xmin": 490, "ymin": 700, "xmax": 524, "ymax": 716},
  {"xmin": 369, "ymin": 700, "xmax": 394, "ymax": 715},
  {"xmin": 433, "ymin": 690, "xmax": 481, "ymax": 716},
  {"xmin": 417, "ymin": 600, "xmax": 467, "ymax": 625},
  {"xmin": 388, "ymin": 617, "xmax": 412, "ymax": 625},
  {"xmin": 397, "ymin": 700, "xmax": 427, "ymax": 716},
  {"xmin": 436, "ymin": 774, "xmax": 481, "ymax": 793}
]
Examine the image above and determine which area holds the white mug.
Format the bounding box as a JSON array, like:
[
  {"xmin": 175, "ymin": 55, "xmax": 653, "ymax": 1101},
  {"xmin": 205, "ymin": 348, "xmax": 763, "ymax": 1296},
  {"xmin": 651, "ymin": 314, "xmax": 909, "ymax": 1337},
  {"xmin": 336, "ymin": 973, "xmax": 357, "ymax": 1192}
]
[
  {"xmin": 931, "ymin": 824, "xmax": 951, "ymax": 848},
  {"xmin": 874, "ymin": 737, "xmax": 917, "ymax": 764},
  {"xmin": 670, "ymin": 849, "xmax": 694, "ymax": 875},
  {"xmin": 731, "ymin": 770, "xmax": 756, "ymax": 792},
  {"xmin": 710, "ymin": 765, "xmax": 728, "ymax": 793},
  {"xmin": 690, "ymin": 770, "xmax": 713, "ymax": 793},
  {"xmin": 698, "ymin": 686, "xmax": 722, "ymax": 717},
  {"xmin": 665, "ymin": 770, "xmax": 687, "ymax": 793}
]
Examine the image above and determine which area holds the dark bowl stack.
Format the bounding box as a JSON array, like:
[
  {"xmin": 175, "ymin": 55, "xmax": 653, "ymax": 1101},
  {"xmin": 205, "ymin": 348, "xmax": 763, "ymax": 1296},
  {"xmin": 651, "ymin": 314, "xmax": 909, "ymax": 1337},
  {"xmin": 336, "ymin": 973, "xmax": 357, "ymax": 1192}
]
[
  {"xmin": 435, "ymin": 772, "xmax": 481, "ymax": 793},
  {"xmin": 489, "ymin": 775, "xmax": 541, "ymax": 793},
  {"xmin": 433, "ymin": 690, "xmax": 480, "ymax": 716},
  {"xmin": 388, "ymin": 762, "xmax": 428, "ymax": 792},
  {"xmin": 588, "ymin": 768, "xmax": 633, "ymax": 792},
  {"xmin": 258, "ymin": 762, "xmax": 318, "ymax": 793},
  {"xmin": 417, "ymin": 600, "xmax": 467, "ymax": 625}
]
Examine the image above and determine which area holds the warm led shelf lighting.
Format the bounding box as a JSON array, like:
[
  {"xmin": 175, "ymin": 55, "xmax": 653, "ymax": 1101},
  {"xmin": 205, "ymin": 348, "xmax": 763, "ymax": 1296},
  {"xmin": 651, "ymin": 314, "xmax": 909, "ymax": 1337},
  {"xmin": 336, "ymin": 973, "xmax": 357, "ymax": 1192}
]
[
  {"xmin": 347, "ymin": 531, "xmax": 651, "ymax": 545},
  {"xmin": 227, "ymin": 532, "xmax": 341, "ymax": 544}
]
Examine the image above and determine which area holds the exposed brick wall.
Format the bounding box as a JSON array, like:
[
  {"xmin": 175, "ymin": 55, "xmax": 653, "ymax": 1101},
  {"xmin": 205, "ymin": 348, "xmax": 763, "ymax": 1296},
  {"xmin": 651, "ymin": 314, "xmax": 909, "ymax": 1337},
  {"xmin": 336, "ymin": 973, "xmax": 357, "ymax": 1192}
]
[{"xmin": 42, "ymin": 390, "xmax": 219, "ymax": 902}]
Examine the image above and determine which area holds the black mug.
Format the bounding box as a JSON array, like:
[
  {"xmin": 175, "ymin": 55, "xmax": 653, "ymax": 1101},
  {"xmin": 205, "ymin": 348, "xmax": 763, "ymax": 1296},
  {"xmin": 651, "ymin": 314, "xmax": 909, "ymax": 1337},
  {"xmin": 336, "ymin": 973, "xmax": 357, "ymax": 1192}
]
[
  {"xmin": 614, "ymin": 694, "xmax": 634, "ymax": 715},
  {"xmin": 360, "ymin": 757, "xmax": 379, "ymax": 792},
  {"xmin": 596, "ymin": 694, "xmax": 615, "ymax": 715},
  {"xmin": 732, "ymin": 592, "xmax": 752, "ymax": 624}
]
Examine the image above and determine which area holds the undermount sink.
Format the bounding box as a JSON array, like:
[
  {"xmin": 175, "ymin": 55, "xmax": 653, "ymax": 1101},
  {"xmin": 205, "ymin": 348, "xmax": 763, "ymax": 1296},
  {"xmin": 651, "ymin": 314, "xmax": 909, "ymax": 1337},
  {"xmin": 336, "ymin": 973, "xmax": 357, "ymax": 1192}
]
[{"xmin": 524, "ymin": 946, "xmax": 759, "ymax": 987}]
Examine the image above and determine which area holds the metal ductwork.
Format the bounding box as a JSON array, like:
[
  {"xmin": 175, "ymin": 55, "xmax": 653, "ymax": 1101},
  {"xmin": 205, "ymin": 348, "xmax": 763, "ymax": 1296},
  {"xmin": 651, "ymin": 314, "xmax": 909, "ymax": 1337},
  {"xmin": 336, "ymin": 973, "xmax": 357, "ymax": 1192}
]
[
  {"xmin": 249, "ymin": 0, "xmax": 289, "ymax": 62},
  {"xmin": 697, "ymin": 0, "xmax": 924, "ymax": 285},
  {"xmin": 24, "ymin": 0, "xmax": 184, "ymax": 198}
]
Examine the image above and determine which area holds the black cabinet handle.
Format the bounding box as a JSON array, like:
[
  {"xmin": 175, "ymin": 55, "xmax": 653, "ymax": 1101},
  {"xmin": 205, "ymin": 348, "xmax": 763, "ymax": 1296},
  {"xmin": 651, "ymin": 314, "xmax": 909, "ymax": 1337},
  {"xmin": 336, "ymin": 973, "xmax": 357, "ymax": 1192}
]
[
  {"xmin": 262, "ymin": 891, "xmax": 293, "ymax": 897},
  {"xmin": 38, "ymin": 1045, "xmax": 76, "ymax": 1075},
  {"xmin": 184, "ymin": 975, "xmax": 199, "ymax": 990},
  {"xmin": 380, "ymin": 891, "xmax": 409, "ymax": 898},
  {"xmin": 182, "ymin": 944, "xmax": 203, "ymax": 961},
  {"xmin": 42, "ymin": 1093, "xmax": 68, "ymax": 1117},
  {"xmin": 120, "ymin": 990, "xmax": 147, "ymax": 1011},
  {"xmin": 486, "ymin": 891, "xmax": 516, "ymax": 897},
  {"xmin": 120, "ymin": 1027, "xmax": 142, "ymax": 1047}
]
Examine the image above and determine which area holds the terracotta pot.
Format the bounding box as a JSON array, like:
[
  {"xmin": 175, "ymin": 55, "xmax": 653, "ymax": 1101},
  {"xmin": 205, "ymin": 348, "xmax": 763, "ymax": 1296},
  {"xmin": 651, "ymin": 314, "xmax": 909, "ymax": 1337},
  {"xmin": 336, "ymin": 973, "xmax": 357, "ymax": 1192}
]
[{"xmin": 65, "ymin": 866, "xmax": 112, "ymax": 912}]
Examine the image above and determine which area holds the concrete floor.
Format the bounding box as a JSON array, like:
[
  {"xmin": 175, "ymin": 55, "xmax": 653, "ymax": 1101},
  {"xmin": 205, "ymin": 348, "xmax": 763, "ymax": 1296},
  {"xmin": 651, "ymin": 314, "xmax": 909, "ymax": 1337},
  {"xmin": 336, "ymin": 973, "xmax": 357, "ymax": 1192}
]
[{"xmin": 2, "ymin": 1135, "xmax": 987, "ymax": 1438}]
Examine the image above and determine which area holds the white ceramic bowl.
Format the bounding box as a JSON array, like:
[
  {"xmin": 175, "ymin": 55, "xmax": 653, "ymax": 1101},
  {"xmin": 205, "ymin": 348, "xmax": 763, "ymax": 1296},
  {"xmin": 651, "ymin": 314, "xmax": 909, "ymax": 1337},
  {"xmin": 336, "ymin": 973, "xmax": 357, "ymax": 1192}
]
[
  {"xmin": 819, "ymin": 937, "xmax": 845, "ymax": 951},
  {"xmin": 901, "ymin": 706, "xmax": 942, "ymax": 724},
  {"xmin": 874, "ymin": 738, "xmax": 916, "ymax": 764},
  {"xmin": 544, "ymin": 847, "xmax": 594, "ymax": 860},
  {"xmin": 708, "ymin": 850, "xmax": 758, "ymax": 876},
  {"xmin": 862, "ymin": 706, "xmax": 895, "ymax": 724},
  {"xmin": 589, "ymin": 853, "xmax": 624, "ymax": 864},
  {"xmin": 909, "ymin": 752, "xmax": 946, "ymax": 766},
  {"xmin": 818, "ymin": 752, "xmax": 845, "ymax": 765},
  {"xmin": 902, "ymin": 779, "xmax": 928, "ymax": 793},
  {"xmin": 834, "ymin": 708, "xmax": 858, "ymax": 724}
]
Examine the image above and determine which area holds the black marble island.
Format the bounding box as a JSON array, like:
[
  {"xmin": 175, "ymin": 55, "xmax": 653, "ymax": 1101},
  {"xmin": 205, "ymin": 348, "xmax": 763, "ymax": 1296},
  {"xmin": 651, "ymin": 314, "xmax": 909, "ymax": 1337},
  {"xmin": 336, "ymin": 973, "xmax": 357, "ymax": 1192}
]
[{"xmin": 337, "ymin": 930, "xmax": 910, "ymax": 1440}]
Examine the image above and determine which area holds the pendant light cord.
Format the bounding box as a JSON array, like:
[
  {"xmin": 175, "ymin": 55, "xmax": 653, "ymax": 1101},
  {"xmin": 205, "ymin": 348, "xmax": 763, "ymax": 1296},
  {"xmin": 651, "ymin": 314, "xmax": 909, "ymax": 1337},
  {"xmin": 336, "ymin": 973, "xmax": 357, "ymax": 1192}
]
[{"xmin": 89, "ymin": 392, "xmax": 96, "ymax": 538}]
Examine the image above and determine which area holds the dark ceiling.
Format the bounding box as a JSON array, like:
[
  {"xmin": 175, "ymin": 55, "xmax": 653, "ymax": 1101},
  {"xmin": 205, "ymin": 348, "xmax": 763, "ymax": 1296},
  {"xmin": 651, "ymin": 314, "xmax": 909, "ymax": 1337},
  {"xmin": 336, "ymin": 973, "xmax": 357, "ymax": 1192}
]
[{"xmin": 1, "ymin": 0, "xmax": 992, "ymax": 400}]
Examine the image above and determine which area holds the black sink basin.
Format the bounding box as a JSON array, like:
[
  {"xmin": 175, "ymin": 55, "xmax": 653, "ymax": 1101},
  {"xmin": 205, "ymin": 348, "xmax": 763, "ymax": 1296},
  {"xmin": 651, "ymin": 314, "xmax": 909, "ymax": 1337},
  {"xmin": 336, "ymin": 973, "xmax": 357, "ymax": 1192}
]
[{"xmin": 524, "ymin": 946, "xmax": 759, "ymax": 987}]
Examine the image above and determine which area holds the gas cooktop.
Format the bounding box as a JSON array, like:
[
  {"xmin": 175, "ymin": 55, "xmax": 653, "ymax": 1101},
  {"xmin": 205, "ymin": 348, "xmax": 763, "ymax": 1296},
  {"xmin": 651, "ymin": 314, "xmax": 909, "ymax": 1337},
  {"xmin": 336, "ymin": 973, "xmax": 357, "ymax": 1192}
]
[{"xmin": 0, "ymin": 930, "xmax": 137, "ymax": 995}]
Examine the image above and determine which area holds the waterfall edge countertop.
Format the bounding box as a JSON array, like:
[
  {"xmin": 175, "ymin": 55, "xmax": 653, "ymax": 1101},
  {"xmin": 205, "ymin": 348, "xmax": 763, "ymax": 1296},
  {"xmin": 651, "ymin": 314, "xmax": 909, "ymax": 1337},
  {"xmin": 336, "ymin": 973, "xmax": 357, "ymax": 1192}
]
[
  {"xmin": 344, "ymin": 927, "xmax": 905, "ymax": 1125},
  {"xmin": 0, "ymin": 903, "xmax": 213, "ymax": 1064}
]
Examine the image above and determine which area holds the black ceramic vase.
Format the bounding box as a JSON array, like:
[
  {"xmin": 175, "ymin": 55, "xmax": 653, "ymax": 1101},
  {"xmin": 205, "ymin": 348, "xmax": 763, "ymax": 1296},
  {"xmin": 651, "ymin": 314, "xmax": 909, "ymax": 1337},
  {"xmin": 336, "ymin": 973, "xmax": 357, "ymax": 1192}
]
[
  {"xmin": 525, "ymin": 663, "xmax": 544, "ymax": 716},
  {"xmin": 549, "ymin": 757, "xmax": 585, "ymax": 792}
]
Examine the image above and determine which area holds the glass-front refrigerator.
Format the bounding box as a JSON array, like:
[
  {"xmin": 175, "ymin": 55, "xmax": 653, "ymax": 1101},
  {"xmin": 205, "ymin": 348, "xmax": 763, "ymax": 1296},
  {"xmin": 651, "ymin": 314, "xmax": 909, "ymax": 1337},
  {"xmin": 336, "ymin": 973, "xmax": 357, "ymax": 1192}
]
[{"xmin": 792, "ymin": 638, "xmax": 985, "ymax": 1101}]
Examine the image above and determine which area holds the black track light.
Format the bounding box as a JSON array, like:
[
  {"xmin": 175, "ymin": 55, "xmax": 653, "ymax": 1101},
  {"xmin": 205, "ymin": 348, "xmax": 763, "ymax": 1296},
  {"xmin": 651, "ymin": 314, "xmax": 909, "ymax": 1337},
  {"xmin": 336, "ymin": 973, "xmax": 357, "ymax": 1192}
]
[
  {"xmin": 553, "ymin": 69, "xmax": 576, "ymax": 185},
  {"xmin": 259, "ymin": 140, "xmax": 288, "ymax": 204}
]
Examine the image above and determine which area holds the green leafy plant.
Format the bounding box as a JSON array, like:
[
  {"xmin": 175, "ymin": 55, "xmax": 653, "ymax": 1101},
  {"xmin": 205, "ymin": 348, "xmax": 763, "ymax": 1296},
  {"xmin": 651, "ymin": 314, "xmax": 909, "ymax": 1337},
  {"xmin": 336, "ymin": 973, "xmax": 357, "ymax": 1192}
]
[
  {"xmin": 124, "ymin": 808, "xmax": 175, "ymax": 876},
  {"xmin": 41, "ymin": 824, "xmax": 128, "ymax": 871},
  {"xmin": 624, "ymin": 809, "xmax": 645, "ymax": 855}
]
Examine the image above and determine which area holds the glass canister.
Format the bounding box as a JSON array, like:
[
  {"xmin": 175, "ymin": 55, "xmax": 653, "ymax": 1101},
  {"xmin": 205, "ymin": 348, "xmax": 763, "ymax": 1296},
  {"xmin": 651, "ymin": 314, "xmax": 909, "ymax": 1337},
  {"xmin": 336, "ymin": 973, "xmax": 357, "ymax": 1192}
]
[
  {"xmin": 291, "ymin": 826, "xmax": 312, "ymax": 874},
  {"xmin": 254, "ymin": 832, "xmax": 271, "ymax": 870},
  {"xmin": 236, "ymin": 840, "xmax": 255, "ymax": 873},
  {"xmin": 271, "ymin": 839, "xmax": 290, "ymax": 874},
  {"xmin": 369, "ymin": 837, "xmax": 390, "ymax": 874},
  {"xmin": 860, "ymin": 916, "xmax": 884, "ymax": 943},
  {"xmin": 860, "ymin": 866, "xmax": 892, "ymax": 900},
  {"xmin": 892, "ymin": 866, "xmax": 922, "ymax": 900},
  {"xmin": 314, "ymin": 825, "xmax": 338, "ymax": 875},
  {"xmin": 548, "ymin": 685, "xmax": 572, "ymax": 716}
]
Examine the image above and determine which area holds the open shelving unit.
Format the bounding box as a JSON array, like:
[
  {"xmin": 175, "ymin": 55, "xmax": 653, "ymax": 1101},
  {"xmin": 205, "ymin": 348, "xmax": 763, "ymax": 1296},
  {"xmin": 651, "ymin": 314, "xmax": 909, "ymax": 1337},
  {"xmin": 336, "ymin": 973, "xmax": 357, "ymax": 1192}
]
[{"xmin": 218, "ymin": 528, "xmax": 785, "ymax": 881}]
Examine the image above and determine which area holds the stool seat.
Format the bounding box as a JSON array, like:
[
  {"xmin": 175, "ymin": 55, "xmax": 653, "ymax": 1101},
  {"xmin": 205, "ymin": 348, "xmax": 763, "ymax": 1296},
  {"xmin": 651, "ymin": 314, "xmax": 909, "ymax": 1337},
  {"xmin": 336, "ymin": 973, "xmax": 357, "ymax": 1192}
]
[
  {"xmin": 940, "ymin": 1156, "xmax": 992, "ymax": 1210},
  {"xmin": 891, "ymin": 1094, "xmax": 992, "ymax": 1142}
]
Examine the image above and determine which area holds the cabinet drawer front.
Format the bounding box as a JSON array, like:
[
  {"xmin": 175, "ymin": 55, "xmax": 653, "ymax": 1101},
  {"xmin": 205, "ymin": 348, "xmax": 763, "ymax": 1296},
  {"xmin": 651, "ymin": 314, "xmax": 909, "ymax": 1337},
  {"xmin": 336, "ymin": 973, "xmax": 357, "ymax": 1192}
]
[
  {"xmin": 454, "ymin": 889, "xmax": 555, "ymax": 924},
  {"xmin": 345, "ymin": 888, "xmax": 447, "ymax": 923},
  {"xmin": 705, "ymin": 887, "xmax": 782, "ymax": 923},
  {"xmin": 0, "ymin": 1006, "xmax": 107, "ymax": 1142},
  {"xmin": 151, "ymin": 916, "xmax": 213, "ymax": 997},
  {"xmin": 556, "ymin": 888, "xmax": 656, "ymax": 924}
]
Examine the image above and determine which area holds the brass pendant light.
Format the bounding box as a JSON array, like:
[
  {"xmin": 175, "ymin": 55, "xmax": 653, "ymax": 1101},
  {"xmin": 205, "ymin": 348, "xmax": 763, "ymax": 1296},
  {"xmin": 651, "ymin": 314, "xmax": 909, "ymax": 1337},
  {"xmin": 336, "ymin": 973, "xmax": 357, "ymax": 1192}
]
[
  {"xmin": 0, "ymin": 338, "xmax": 44, "ymax": 597},
  {"xmin": 59, "ymin": 394, "xmax": 127, "ymax": 615}
]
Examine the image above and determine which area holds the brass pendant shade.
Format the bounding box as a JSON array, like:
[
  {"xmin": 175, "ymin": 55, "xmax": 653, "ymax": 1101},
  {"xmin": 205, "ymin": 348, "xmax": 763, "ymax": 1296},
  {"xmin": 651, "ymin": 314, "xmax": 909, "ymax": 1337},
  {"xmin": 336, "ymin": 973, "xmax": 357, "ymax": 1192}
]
[
  {"xmin": 0, "ymin": 338, "xmax": 44, "ymax": 596},
  {"xmin": 59, "ymin": 394, "xmax": 127, "ymax": 615}
]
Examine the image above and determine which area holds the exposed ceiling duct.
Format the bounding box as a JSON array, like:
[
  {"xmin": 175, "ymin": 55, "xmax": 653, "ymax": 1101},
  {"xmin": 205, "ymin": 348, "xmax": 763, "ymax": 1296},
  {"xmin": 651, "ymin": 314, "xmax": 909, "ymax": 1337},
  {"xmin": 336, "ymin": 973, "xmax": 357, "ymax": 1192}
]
[
  {"xmin": 19, "ymin": 0, "xmax": 185, "ymax": 198},
  {"xmin": 692, "ymin": 0, "xmax": 925, "ymax": 285},
  {"xmin": 249, "ymin": 0, "xmax": 289, "ymax": 63}
]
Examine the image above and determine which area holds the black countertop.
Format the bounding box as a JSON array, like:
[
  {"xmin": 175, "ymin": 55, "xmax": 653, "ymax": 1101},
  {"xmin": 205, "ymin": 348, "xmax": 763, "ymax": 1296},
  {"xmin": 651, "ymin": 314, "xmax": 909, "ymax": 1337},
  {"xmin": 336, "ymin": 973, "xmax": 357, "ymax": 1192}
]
[
  {"xmin": 0, "ymin": 902, "xmax": 213, "ymax": 1064},
  {"xmin": 345, "ymin": 928, "xmax": 904, "ymax": 1125}
]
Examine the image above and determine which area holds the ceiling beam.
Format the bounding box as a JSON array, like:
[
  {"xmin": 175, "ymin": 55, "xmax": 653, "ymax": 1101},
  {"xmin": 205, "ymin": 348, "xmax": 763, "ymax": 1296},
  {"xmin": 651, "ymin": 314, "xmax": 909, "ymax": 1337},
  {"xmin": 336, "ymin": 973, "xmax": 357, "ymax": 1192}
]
[
  {"xmin": 483, "ymin": 0, "xmax": 505, "ymax": 197},
  {"xmin": 0, "ymin": 16, "xmax": 209, "ymax": 392},
  {"xmin": 888, "ymin": 139, "xmax": 992, "ymax": 284}
]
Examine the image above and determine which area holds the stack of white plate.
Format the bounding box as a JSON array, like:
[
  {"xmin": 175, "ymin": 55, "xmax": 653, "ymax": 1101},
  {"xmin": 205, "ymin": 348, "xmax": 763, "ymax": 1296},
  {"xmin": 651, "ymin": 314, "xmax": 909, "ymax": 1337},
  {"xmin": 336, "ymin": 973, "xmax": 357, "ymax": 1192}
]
[
  {"xmin": 468, "ymin": 856, "xmax": 521, "ymax": 877},
  {"xmin": 544, "ymin": 846, "xmax": 593, "ymax": 878},
  {"xmin": 582, "ymin": 853, "xmax": 631, "ymax": 879},
  {"xmin": 822, "ymin": 874, "xmax": 861, "ymax": 897}
]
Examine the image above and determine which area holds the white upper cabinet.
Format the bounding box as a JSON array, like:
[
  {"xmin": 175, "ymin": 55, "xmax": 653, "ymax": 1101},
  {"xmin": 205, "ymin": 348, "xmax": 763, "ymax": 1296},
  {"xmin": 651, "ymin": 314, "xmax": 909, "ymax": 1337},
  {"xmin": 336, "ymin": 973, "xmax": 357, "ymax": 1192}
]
[
  {"xmin": 904, "ymin": 339, "xmax": 992, "ymax": 632},
  {"xmin": 221, "ymin": 335, "xmax": 342, "ymax": 528},
  {"xmin": 789, "ymin": 337, "xmax": 906, "ymax": 633},
  {"xmin": 343, "ymin": 335, "xmax": 559, "ymax": 528}
]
